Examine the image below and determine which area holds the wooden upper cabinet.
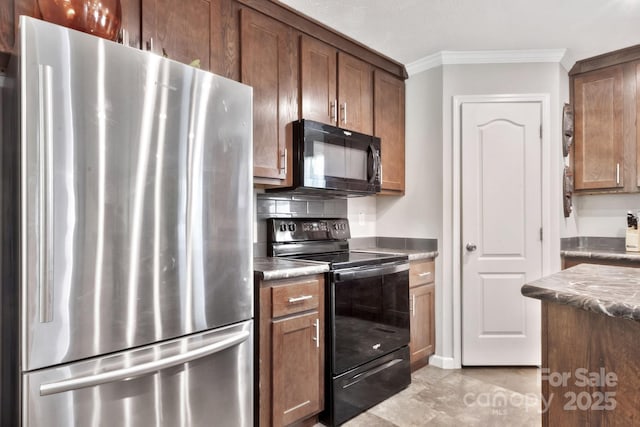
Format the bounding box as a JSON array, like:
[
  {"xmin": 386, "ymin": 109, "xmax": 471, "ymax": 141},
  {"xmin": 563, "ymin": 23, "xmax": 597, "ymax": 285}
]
[
  {"xmin": 119, "ymin": 0, "xmax": 142, "ymax": 49},
  {"xmin": 374, "ymin": 69, "xmax": 405, "ymax": 193},
  {"xmin": 300, "ymin": 35, "xmax": 337, "ymax": 126},
  {"xmin": 573, "ymin": 65, "xmax": 624, "ymax": 190},
  {"xmin": 338, "ymin": 52, "xmax": 373, "ymax": 134},
  {"xmin": 141, "ymin": 0, "xmax": 212, "ymax": 70},
  {"xmin": 0, "ymin": 0, "xmax": 17, "ymax": 57},
  {"xmin": 240, "ymin": 7, "xmax": 298, "ymax": 184},
  {"xmin": 300, "ymin": 35, "xmax": 373, "ymax": 134},
  {"xmin": 0, "ymin": 0, "xmax": 39, "ymax": 68}
]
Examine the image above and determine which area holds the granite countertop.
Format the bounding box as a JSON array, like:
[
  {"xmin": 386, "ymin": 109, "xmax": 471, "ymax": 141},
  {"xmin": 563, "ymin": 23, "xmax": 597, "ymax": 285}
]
[
  {"xmin": 351, "ymin": 248, "xmax": 439, "ymax": 261},
  {"xmin": 561, "ymin": 236, "xmax": 640, "ymax": 263},
  {"xmin": 254, "ymin": 257, "xmax": 329, "ymax": 281},
  {"xmin": 521, "ymin": 263, "xmax": 640, "ymax": 321}
]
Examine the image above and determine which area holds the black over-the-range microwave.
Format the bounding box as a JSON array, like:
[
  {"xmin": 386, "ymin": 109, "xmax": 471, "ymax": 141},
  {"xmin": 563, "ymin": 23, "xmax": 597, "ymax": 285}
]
[{"xmin": 267, "ymin": 119, "xmax": 381, "ymax": 196}]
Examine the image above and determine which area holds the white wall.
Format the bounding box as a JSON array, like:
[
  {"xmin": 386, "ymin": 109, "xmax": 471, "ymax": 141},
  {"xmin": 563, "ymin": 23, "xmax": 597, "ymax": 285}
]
[{"xmin": 574, "ymin": 193, "xmax": 640, "ymax": 236}]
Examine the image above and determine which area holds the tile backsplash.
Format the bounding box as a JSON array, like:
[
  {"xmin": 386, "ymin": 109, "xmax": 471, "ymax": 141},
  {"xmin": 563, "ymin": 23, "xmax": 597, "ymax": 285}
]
[{"xmin": 254, "ymin": 192, "xmax": 348, "ymax": 256}]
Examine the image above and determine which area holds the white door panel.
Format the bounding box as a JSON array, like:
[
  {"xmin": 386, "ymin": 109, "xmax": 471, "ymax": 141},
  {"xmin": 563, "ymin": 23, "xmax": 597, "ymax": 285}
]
[{"xmin": 462, "ymin": 101, "xmax": 542, "ymax": 366}]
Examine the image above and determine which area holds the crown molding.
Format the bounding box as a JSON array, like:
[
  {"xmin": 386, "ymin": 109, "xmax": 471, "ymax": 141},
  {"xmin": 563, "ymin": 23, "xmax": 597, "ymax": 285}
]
[{"xmin": 406, "ymin": 49, "xmax": 568, "ymax": 76}]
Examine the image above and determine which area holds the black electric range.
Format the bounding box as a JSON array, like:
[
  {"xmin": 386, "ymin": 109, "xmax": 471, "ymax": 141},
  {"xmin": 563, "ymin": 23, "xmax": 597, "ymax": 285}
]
[{"xmin": 267, "ymin": 218, "xmax": 411, "ymax": 426}]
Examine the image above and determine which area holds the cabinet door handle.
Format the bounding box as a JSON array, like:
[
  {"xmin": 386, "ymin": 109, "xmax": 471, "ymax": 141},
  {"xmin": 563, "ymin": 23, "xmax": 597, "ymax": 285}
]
[
  {"xmin": 411, "ymin": 294, "xmax": 416, "ymax": 317},
  {"xmin": 118, "ymin": 28, "xmax": 129, "ymax": 46},
  {"xmin": 288, "ymin": 295, "xmax": 312, "ymax": 303},
  {"xmin": 340, "ymin": 102, "xmax": 347, "ymax": 125},
  {"xmin": 146, "ymin": 37, "xmax": 154, "ymax": 51},
  {"xmin": 330, "ymin": 99, "xmax": 337, "ymax": 122},
  {"xmin": 279, "ymin": 148, "xmax": 287, "ymax": 175},
  {"xmin": 418, "ymin": 272, "xmax": 431, "ymax": 277},
  {"xmin": 312, "ymin": 319, "xmax": 320, "ymax": 348},
  {"xmin": 616, "ymin": 163, "xmax": 620, "ymax": 185}
]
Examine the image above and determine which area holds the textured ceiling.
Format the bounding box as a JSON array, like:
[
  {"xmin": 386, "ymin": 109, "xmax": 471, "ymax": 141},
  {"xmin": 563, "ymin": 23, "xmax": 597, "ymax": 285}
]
[{"xmin": 278, "ymin": 0, "xmax": 640, "ymax": 69}]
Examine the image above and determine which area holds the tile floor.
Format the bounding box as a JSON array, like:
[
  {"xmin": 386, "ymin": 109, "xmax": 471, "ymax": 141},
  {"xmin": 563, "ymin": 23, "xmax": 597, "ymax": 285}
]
[{"xmin": 335, "ymin": 365, "xmax": 542, "ymax": 426}]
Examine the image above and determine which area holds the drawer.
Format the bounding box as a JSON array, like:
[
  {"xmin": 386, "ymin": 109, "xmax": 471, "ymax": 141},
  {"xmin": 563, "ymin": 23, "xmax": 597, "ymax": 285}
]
[
  {"xmin": 272, "ymin": 278, "xmax": 321, "ymax": 318},
  {"xmin": 410, "ymin": 259, "xmax": 434, "ymax": 287}
]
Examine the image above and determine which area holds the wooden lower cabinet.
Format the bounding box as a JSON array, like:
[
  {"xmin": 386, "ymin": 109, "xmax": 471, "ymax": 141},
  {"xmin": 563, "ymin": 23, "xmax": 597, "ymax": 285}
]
[
  {"xmin": 258, "ymin": 274, "xmax": 324, "ymax": 427},
  {"xmin": 410, "ymin": 283, "xmax": 435, "ymax": 365},
  {"xmin": 408, "ymin": 259, "xmax": 435, "ymax": 369},
  {"xmin": 541, "ymin": 301, "xmax": 640, "ymax": 426}
]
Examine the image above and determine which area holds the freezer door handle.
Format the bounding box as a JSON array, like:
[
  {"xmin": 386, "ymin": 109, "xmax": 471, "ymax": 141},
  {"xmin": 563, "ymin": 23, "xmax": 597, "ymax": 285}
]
[
  {"xmin": 37, "ymin": 64, "xmax": 54, "ymax": 323},
  {"xmin": 39, "ymin": 330, "xmax": 250, "ymax": 396}
]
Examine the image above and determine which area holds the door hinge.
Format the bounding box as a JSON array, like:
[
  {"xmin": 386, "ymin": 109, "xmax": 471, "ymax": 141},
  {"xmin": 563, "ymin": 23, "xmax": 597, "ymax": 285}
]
[{"xmin": 540, "ymin": 227, "xmax": 543, "ymax": 241}]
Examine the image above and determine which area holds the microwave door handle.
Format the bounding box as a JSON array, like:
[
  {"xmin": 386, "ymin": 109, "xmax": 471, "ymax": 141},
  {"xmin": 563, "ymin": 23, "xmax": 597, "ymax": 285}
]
[{"xmin": 368, "ymin": 144, "xmax": 379, "ymax": 183}]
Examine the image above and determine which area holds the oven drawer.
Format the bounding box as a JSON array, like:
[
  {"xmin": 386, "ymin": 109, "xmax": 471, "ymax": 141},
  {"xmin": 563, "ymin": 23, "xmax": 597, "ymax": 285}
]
[
  {"xmin": 272, "ymin": 277, "xmax": 322, "ymax": 317},
  {"xmin": 410, "ymin": 259, "xmax": 434, "ymax": 287},
  {"xmin": 327, "ymin": 346, "xmax": 410, "ymax": 426}
]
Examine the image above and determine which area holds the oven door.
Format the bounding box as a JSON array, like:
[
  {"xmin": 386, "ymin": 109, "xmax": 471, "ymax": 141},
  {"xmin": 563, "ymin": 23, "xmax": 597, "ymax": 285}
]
[
  {"xmin": 299, "ymin": 120, "xmax": 381, "ymax": 193},
  {"xmin": 330, "ymin": 260, "xmax": 410, "ymax": 375}
]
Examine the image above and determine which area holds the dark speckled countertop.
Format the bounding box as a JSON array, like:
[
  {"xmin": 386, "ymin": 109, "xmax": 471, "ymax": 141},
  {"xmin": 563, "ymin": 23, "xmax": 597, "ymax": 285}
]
[
  {"xmin": 351, "ymin": 248, "xmax": 438, "ymax": 261},
  {"xmin": 561, "ymin": 236, "xmax": 640, "ymax": 263},
  {"xmin": 521, "ymin": 263, "xmax": 640, "ymax": 321},
  {"xmin": 254, "ymin": 257, "xmax": 329, "ymax": 281}
]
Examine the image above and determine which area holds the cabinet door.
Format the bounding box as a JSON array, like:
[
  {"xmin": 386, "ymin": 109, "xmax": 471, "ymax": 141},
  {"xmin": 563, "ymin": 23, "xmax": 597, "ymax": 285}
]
[
  {"xmin": 374, "ymin": 69, "xmax": 405, "ymax": 193},
  {"xmin": 0, "ymin": 0, "xmax": 16, "ymax": 57},
  {"xmin": 241, "ymin": 8, "xmax": 298, "ymax": 183},
  {"xmin": 141, "ymin": 0, "xmax": 211, "ymax": 70},
  {"xmin": 272, "ymin": 311, "xmax": 323, "ymax": 427},
  {"xmin": 0, "ymin": 0, "xmax": 39, "ymax": 68},
  {"xmin": 337, "ymin": 52, "xmax": 373, "ymax": 134},
  {"xmin": 410, "ymin": 283, "xmax": 435, "ymax": 365},
  {"xmin": 574, "ymin": 65, "xmax": 624, "ymax": 190},
  {"xmin": 301, "ymin": 35, "xmax": 337, "ymax": 126},
  {"xmin": 120, "ymin": 0, "xmax": 141, "ymax": 49}
]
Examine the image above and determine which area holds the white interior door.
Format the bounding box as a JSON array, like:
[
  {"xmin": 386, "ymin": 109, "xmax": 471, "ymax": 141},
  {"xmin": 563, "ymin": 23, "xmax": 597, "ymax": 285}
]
[{"xmin": 461, "ymin": 101, "xmax": 542, "ymax": 366}]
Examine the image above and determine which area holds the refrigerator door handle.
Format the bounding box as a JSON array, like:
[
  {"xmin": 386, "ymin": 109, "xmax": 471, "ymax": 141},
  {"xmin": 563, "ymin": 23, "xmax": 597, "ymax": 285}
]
[
  {"xmin": 37, "ymin": 64, "xmax": 54, "ymax": 323},
  {"xmin": 39, "ymin": 330, "xmax": 250, "ymax": 396}
]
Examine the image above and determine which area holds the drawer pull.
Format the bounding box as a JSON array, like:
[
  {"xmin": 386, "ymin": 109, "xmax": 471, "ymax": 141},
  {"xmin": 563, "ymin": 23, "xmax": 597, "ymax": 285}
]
[
  {"xmin": 288, "ymin": 295, "xmax": 313, "ymax": 304},
  {"xmin": 418, "ymin": 272, "xmax": 432, "ymax": 277}
]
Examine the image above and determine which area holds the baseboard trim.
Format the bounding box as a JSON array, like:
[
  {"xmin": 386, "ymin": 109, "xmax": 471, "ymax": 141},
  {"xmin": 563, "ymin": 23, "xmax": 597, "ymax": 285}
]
[{"xmin": 428, "ymin": 355, "xmax": 461, "ymax": 369}]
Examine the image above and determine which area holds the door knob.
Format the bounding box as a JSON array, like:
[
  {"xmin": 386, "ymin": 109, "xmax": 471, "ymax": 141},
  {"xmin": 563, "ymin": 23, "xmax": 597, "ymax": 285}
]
[{"xmin": 466, "ymin": 243, "xmax": 477, "ymax": 252}]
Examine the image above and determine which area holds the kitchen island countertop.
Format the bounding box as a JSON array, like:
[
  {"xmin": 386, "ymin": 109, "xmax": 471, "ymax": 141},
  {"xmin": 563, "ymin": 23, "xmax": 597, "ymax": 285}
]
[
  {"xmin": 521, "ymin": 263, "xmax": 640, "ymax": 321},
  {"xmin": 254, "ymin": 257, "xmax": 329, "ymax": 281}
]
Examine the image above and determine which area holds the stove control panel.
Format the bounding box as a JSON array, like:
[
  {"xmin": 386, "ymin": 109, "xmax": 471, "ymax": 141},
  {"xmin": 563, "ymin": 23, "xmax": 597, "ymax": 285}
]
[{"xmin": 268, "ymin": 218, "xmax": 351, "ymax": 243}]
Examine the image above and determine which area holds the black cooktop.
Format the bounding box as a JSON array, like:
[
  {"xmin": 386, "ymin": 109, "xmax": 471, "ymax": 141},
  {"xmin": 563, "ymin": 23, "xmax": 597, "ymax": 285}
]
[
  {"xmin": 268, "ymin": 217, "xmax": 407, "ymax": 269},
  {"xmin": 295, "ymin": 251, "xmax": 407, "ymax": 269}
]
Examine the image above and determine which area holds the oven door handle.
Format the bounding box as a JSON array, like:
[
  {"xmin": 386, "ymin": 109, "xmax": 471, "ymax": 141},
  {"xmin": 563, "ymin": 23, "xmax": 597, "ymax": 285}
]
[{"xmin": 334, "ymin": 261, "xmax": 408, "ymax": 282}]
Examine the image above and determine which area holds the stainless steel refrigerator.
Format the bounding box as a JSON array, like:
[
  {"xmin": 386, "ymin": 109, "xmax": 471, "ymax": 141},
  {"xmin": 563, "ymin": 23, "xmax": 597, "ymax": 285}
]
[{"xmin": 0, "ymin": 16, "xmax": 253, "ymax": 426}]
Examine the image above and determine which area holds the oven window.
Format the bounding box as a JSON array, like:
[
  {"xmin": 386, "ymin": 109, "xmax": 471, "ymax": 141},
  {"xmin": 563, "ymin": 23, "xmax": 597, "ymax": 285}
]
[
  {"xmin": 304, "ymin": 139, "xmax": 367, "ymax": 181},
  {"xmin": 332, "ymin": 270, "xmax": 409, "ymax": 374}
]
